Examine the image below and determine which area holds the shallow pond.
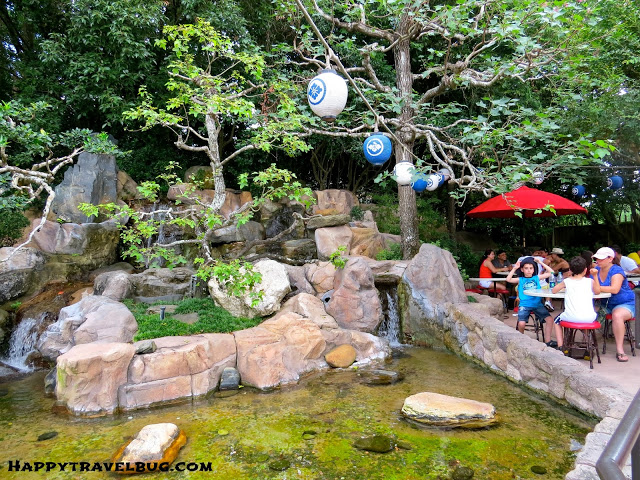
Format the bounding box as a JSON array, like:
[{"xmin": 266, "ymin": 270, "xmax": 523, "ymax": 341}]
[{"xmin": 0, "ymin": 347, "xmax": 594, "ymax": 479}]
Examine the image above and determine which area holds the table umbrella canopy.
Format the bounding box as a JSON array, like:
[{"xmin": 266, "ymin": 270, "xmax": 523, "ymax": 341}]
[{"xmin": 467, "ymin": 185, "xmax": 587, "ymax": 219}]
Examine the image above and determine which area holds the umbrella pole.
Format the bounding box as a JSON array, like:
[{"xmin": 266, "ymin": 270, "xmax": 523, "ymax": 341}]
[{"xmin": 521, "ymin": 217, "xmax": 526, "ymax": 248}]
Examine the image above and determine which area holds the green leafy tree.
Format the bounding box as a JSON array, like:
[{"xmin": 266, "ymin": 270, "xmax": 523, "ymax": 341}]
[{"xmin": 283, "ymin": 0, "xmax": 612, "ymax": 258}]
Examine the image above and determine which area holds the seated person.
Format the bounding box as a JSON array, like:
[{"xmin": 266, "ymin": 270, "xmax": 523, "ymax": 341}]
[
  {"xmin": 478, "ymin": 249, "xmax": 508, "ymax": 290},
  {"xmin": 611, "ymin": 245, "xmax": 640, "ymax": 275},
  {"xmin": 492, "ymin": 250, "xmax": 512, "ymax": 269},
  {"xmin": 551, "ymin": 256, "xmax": 601, "ymax": 353},
  {"xmin": 505, "ymin": 257, "xmax": 555, "ymax": 339},
  {"xmin": 545, "ymin": 247, "xmax": 570, "ymax": 274}
]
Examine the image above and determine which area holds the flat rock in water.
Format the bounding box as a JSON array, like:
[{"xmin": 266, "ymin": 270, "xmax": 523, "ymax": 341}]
[
  {"xmin": 359, "ymin": 369, "xmax": 404, "ymax": 385},
  {"xmin": 112, "ymin": 423, "xmax": 186, "ymax": 473},
  {"xmin": 325, "ymin": 344, "xmax": 357, "ymax": 368},
  {"xmin": 353, "ymin": 434, "xmax": 395, "ymax": 453},
  {"xmin": 219, "ymin": 367, "xmax": 240, "ymax": 391},
  {"xmin": 401, "ymin": 392, "xmax": 496, "ymax": 429}
]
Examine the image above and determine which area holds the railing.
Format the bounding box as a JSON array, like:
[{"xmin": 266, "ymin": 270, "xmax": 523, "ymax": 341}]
[{"xmin": 596, "ymin": 388, "xmax": 640, "ymax": 479}]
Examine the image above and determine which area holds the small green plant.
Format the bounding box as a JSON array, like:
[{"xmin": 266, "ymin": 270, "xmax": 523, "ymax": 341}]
[
  {"xmin": 375, "ymin": 242, "xmax": 403, "ymax": 261},
  {"xmin": 10, "ymin": 301, "xmax": 21, "ymax": 311},
  {"xmin": 467, "ymin": 295, "xmax": 478, "ymax": 303},
  {"xmin": 329, "ymin": 245, "xmax": 348, "ymax": 269},
  {"xmin": 350, "ymin": 205, "xmax": 364, "ymax": 221}
]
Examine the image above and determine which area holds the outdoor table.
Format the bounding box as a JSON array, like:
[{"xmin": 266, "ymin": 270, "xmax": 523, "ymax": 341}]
[{"xmin": 523, "ymin": 289, "xmax": 611, "ymax": 299}]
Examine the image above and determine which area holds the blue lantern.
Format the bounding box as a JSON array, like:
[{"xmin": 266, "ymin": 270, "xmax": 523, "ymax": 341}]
[
  {"xmin": 363, "ymin": 134, "xmax": 392, "ymax": 165},
  {"xmin": 307, "ymin": 69, "xmax": 348, "ymax": 122},
  {"xmin": 607, "ymin": 176, "xmax": 623, "ymax": 190},
  {"xmin": 572, "ymin": 185, "xmax": 586, "ymax": 196},
  {"xmin": 411, "ymin": 173, "xmax": 429, "ymax": 192}
]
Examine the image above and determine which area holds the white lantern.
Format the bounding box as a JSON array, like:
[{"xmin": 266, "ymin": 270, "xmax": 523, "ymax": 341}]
[
  {"xmin": 437, "ymin": 168, "xmax": 451, "ymax": 182},
  {"xmin": 307, "ymin": 69, "xmax": 348, "ymax": 122},
  {"xmin": 425, "ymin": 174, "xmax": 440, "ymax": 191},
  {"xmin": 393, "ymin": 162, "xmax": 415, "ymax": 186},
  {"xmin": 532, "ymin": 171, "xmax": 544, "ymax": 185}
]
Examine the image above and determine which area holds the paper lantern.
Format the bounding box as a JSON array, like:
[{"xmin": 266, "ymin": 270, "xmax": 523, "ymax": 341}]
[
  {"xmin": 607, "ymin": 176, "xmax": 623, "ymax": 190},
  {"xmin": 425, "ymin": 174, "xmax": 440, "ymax": 191},
  {"xmin": 437, "ymin": 168, "xmax": 451, "ymax": 182},
  {"xmin": 307, "ymin": 69, "xmax": 348, "ymax": 122},
  {"xmin": 393, "ymin": 162, "xmax": 414, "ymax": 186},
  {"xmin": 532, "ymin": 172, "xmax": 544, "ymax": 185},
  {"xmin": 363, "ymin": 134, "xmax": 392, "ymax": 165},
  {"xmin": 572, "ymin": 185, "xmax": 586, "ymax": 196},
  {"xmin": 411, "ymin": 173, "xmax": 429, "ymax": 192}
]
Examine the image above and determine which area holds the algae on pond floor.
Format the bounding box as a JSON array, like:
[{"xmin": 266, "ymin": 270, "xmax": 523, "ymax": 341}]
[{"xmin": 0, "ymin": 347, "xmax": 593, "ymax": 479}]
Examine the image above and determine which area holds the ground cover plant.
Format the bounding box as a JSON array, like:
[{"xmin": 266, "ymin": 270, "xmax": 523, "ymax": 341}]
[{"xmin": 126, "ymin": 297, "xmax": 261, "ymax": 341}]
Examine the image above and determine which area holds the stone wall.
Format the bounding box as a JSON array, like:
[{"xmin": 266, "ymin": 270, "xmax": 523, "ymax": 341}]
[{"xmin": 408, "ymin": 300, "xmax": 633, "ymax": 479}]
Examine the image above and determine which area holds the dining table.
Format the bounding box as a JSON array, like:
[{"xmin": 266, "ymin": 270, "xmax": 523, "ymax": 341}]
[{"xmin": 523, "ymin": 288, "xmax": 611, "ymax": 299}]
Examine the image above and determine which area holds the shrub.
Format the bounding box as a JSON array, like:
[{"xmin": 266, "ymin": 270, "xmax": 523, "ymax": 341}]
[
  {"xmin": 0, "ymin": 209, "xmax": 30, "ymax": 247},
  {"xmin": 375, "ymin": 242, "xmax": 403, "ymax": 261},
  {"xmin": 350, "ymin": 205, "xmax": 364, "ymax": 221},
  {"xmin": 126, "ymin": 298, "xmax": 262, "ymax": 341}
]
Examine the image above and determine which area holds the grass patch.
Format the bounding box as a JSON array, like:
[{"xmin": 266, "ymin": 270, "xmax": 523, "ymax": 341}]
[{"xmin": 126, "ymin": 297, "xmax": 262, "ymax": 341}]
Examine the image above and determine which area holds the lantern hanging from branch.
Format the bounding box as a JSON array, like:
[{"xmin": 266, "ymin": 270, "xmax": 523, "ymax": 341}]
[
  {"xmin": 411, "ymin": 173, "xmax": 429, "ymax": 192},
  {"xmin": 363, "ymin": 133, "xmax": 392, "ymax": 166},
  {"xmin": 307, "ymin": 69, "xmax": 348, "ymax": 122},
  {"xmin": 425, "ymin": 174, "xmax": 441, "ymax": 191},
  {"xmin": 392, "ymin": 162, "xmax": 414, "ymax": 186},
  {"xmin": 437, "ymin": 168, "xmax": 451, "ymax": 183},
  {"xmin": 532, "ymin": 171, "xmax": 544, "ymax": 185},
  {"xmin": 607, "ymin": 176, "xmax": 623, "ymax": 190},
  {"xmin": 572, "ymin": 185, "xmax": 586, "ymax": 196}
]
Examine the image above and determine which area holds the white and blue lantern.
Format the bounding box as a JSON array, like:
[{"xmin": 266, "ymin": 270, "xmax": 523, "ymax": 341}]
[
  {"xmin": 425, "ymin": 174, "xmax": 441, "ymax": 191},
  {"xmin": 572, "ymin": 185, "xmax": 586, "ymax": 196},
  {"xmin": 607, "ymin": 176, "xmax": 623, "ymax": 190},
  {"xmin": 437, "ymin": 168, "xmax": 451, "ymax": 183},
  {"xmin": 532, "ymin": 171, "xmax": 544, "ymax": 185},
  {"xmin": 393, "ymin": 162, "xmax": 415, "ymax": 186},
  {"xmin": 363, "ymin": 134, "xmax": 392, "ymax": 165},
  {"xmin": 411, "ymin": 173, "xmax": 429, "ymax": 192},
  {"xmin": 307, "ymin": 69, "xmax": 348, "ymax": 122}
]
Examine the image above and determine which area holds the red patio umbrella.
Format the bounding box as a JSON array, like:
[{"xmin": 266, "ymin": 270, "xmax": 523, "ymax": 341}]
[
  {"xmin": 467, "ymin": 185, "xmax": 587, "ymax": 218},
  {"xmin": 467, "ymin": 185, "xmax": 587, "ymax": 246}
]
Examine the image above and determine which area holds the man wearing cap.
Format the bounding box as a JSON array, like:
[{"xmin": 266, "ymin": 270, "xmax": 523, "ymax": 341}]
[{"xmin": 545, "ymin": 247, "xmax": 570, "ymax": 274}]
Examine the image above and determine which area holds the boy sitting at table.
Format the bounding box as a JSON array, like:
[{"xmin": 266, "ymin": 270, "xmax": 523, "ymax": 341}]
[
  {"xmin": 506, "ymin": 256, "xmax": 555, "ymax": 338},
  {"xmin": 551, "ymin": 256, "xmax": 601, "ymax": 353}
]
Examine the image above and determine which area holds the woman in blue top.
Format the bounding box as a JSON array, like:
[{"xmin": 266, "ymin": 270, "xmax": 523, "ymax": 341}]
[{"xmin": 593, "ymin": 247, "xmax": 635, "ymax": 362}]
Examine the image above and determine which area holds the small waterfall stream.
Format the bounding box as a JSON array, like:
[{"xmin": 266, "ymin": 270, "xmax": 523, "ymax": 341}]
[
  {"xmin": 1, "ymin": 315, "xmax": 45, "ymax": 371},
  {"xmin": 377, "ymin": 286, "xmax": 403, "ymax": 347}
]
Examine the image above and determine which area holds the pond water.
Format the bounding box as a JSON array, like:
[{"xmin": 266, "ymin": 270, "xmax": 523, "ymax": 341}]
[{"xmin": 0, "ymin": 347, "xmax": 594, "ymax": 479}]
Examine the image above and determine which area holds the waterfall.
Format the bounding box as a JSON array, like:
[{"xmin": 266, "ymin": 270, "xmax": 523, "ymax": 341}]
[
  {"xmin": 1, "ymin": 315, "xmax": 44, "ymax": 371},
  {"xmin": 144, "ymin": 202, "xmax": 179, "ymax": 268},
  {"xmin": 378, "ymin": 288, "xmax": 403, "ymax": 347}
]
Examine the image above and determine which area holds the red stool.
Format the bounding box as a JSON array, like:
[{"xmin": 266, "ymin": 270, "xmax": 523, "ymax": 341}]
[
  {"xmin": 602, "ymin": 314, "xmax": 636, "ymax": 356},
  {"xmin": 465, "ymin": 288, "xmax": 484, "ymax": 294},
  {"xmin": 559, "ymin": 320, "xmax": 601, "ymax": 369}
]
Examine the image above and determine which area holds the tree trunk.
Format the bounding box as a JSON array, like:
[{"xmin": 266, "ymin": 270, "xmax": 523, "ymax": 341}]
[
  {"xmin": 205, "ymin": 113, "xmax": 226, "ymax": 213},
  {"xmin": 447, "ymin": 182, "xmax": 456, "ymax": 241},
  {"xmin": 394, "ymin": 18, "xmax": 419, "ymax": 259}
]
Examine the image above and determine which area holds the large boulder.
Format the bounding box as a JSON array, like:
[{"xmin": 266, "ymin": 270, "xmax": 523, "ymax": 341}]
[
  {"xmin": 234, "ymin": 312, "xmax": 327, "ymax": 389},
  {"xmin": 116, "ymin": 170, "xmax": 140, "ymax": 202},
  {"xmin": 399, "ymin": 243, "xmax": 468, "ymax": 342},
  {"xmin": 129, "ymin": 267, "xmax": 194, "ymax": 303},
  {"xmin": 56, "ymin": 342, "xmax": 135, "ymax": 416},
  {"xmin": 51, "ymin": 152, "xmax": 118, "ymax": 223},
  {"xmin": 119, "ymin": 334, "xmax": 236, "ymax": 410},
  {"xmin": 38, "ymin": 295, "xmax": 137, "ymax": 361},
  {"xmin": 326, "ymin": 257, "xmax": 382, "ymax": 333},
  {"xmin": 0, "ymin": 247, "xmax": 45, "ymax": 303},
  {"xmin": 305, "ymin": 262, "xmax": 335, "ymax": 295},
  {"xmin": 208, "ymin": 260, "xmax": 290, "ymax": 318},
  {"xmin": 283, "ymin": 264, "xmax": 316, "ymax": 297},
  {"xmin": 312, "ymin": 189, "xmax": 358, "ymax": 216},
  {"xmin": 94, "ymin": 271, "xmax": 133, "ymax": 301},
  {"xmin": 315, "ymin": 225, "xmax": 353, "ymax": 261},
  {"xmin": 167, "ymin": 185, "xmax": 252, "ymax": 219}
]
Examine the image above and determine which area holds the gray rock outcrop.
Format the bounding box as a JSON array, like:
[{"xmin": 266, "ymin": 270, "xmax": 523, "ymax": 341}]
[
  {"xmin": 0, "ymin": 247, "xmax": 45, "ymax": 303},
  {"xmin": 51, "ymin": 152, "xmax": 118, "ymax": 223}
]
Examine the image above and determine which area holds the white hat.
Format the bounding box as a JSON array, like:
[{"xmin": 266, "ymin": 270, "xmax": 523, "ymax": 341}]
[
  {"xmin": 593, "ymin": 247, "xmax": 615, "ymax": 260},
  {"xmin": 551, "ymin": 247, "xmax": 564, "ymax": 255}
]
